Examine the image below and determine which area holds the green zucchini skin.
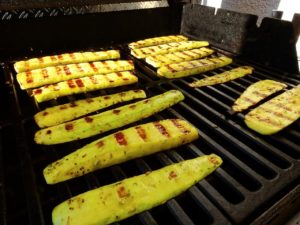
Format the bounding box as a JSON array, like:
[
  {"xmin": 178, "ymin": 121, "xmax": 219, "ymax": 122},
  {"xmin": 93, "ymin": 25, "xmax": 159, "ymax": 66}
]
[
  {"xmin": 34, "ymin": 90, "xmax": 184, "ymax": 145},
  {"xmin": 34, "ymin": 90, "xmax": 146, "ymax": 128},
  {"xmin": 52, "ymin": 154, "xmax": 222, "ymax": 225},
  {"xmin": 44, "ymin": 119, "xmax": 199, "ymax": 184}
]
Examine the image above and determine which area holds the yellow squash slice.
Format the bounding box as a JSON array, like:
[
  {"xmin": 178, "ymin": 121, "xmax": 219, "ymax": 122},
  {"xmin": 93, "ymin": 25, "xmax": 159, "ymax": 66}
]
[
  {"xmin": 44, "ymin": 119, "xmax": 199, "ymax": 184},
  {"xmin": 34, "ymin": 90, "xmax": 146, "ymax": 128},
  {"xmin": 158, "ymin": 56, "xmax": 232, "ymax": 79},
  {"xmin": 245, "ymin": 85, "xmax": 300, "ymax": 135},
  {"xmin": 17, "ymin": 60, "xmax": 134, "ymax": 89},
  {"xmin": 52, "ymin": 154, "xmax": 222, "ymax": 225},
  {"xmin": 14, "ymin": 50, "xmax": 120, "ymax": 73},
  {"xmin": 189, "ymin": 66, "xmax": 253, "ymax": 87},
  {"xmin": 146, "ymin": 47, "xmax": 214, "ymax": 68},
  {"xmin": 32, "ymin": 71, "xmax": 138, "ymax": 103},
  {"xmin": 232, "ymin": 80, "xmax": 287, "ymax": 112},
  {"xmin": 131, "ymin": 41, "xmax": 209, "ymax": 59},
  {"xmin": 129, "ymin": 35, "xmax": 188, "ymax": 49},
  {"xmin": 34, "ymin": 90, "xmax": 184, "ymax": 145}
]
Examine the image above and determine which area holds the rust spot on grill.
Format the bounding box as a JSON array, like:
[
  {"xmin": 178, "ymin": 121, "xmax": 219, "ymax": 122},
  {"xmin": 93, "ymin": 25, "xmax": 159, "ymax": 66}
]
[
  {"xmin": 42, "ymin": 69, "xmax": 49, "ymax": 79},
  {"xmin": 104, "ymin": 96, "xmax": 110, "ymax": 100},
  {"xmin": 168, "ymin": 171, "xmax": 177, "ymax": 179},
  {"xmin": 153, "ymin": 122, "xmax": 170, "ymax": 138},
  {"xmin": 117, "ymin": 186, "xmax": 129, "ymax": 198},
  {"xmin": 89, "ymin": 62, "xmax": 98, "ymax": 72},
  {"xmin": 70, "ymin": 102, "xmax": 78, "ymax": 107},
  {"xmin": 115, "ymin": 132, "xmax": 127, "ymax": 146},
  {"xmin": 65, "ymin": 123, "xmax": 73, "ymax": 131},
  {"xmin": 34, "ymin": 89, "xmax": 42, "ymax": 95},
  {"xmin": 96, "ymin": 141, "xmax": 104, "ymax": 148},
  {"xmin": 135, "ymin": 126, "xmax": 147, "ymax": 141},
  {"xmin": 46, "ymin": 130, "xmax": 52, "ymax": 134},
  {"xmin": 75, "ymin": 79, "xmax": 84, "ymax": 88},
  {"xmin": 171, "ymin": 119, "xmax": 190, "ymax": 134},
  {"xmin": 58, "ymin": 55, "xmax": 63, "ymax": 60},
  {"xmin": 63, "ymin": 65, "xmax": 71, "ymax": 75},
  {"xmin": 86, "ymin": 99, "xmax": 94, "ymax": 103},
  {"xmin": 42, "ymin": 112, "xmax": 49, "ymax": 116},
  {"xmin": 84, "ymin": 117, "xmax": 93, "ymax": 123},
  {"xmin": 67, "ymin": 80, "xmax": 76, "ymax": 88},
  {"xmin": 113, "ymin": 109, "xmax": 121, "ymax": 115}
]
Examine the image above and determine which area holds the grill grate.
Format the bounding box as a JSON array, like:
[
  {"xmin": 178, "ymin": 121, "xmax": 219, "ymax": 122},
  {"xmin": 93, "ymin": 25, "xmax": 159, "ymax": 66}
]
[{"xmin": 0, "ymin": 44, "xmax": 300, "ymax": 225}]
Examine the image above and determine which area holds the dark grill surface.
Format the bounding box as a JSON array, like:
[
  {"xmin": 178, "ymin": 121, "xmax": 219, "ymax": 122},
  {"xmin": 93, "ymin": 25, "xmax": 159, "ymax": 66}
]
[{"xmin": 0, "ymin": 43, "xmax": 300, "ymax": 225}]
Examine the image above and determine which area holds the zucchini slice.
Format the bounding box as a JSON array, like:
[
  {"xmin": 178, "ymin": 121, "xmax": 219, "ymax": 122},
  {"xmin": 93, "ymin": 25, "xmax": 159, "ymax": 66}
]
[
  {"xmin": 44, "ymin": 119, "xmax": 199, "ymax": 184},
  {"xmin": 52, "ymin": 154, "xmax": 222, "ymax": 225},
  {"xmin": 146, "ymin": 47, "xmax": 214, "ymax": 68},
  {"xmin": 32, "ymin": 71, "xmax": 138, "ymax": 103},
  {"xmin": 245, "ymin": 85, "xmax": 300, "ymax": 135},
  {"xmin": 129, "ymin": 35, "xmax": 188, "ymax": 49},
  {"xmin": 14, "ymin": 50, "xmax": 120, "ymax": 73},
  {"xmin": 232, "ymin": 80, "xmax": 287, "ymax": 112},
  {"xmin": 35, "ymin": 90, "xmax": 146, "ymax": 128},
  {"xmin": 131, "ymin": 41, "xmax": 209, "ymax": 59},
  {"xmin": 189, "ymin": 65, "xmax": 252, "ymax": 87},
  {"xmin": 17, "ymin": 60, "xmax": 134, "ymax": 89},
  {"xmin": 34, "ymin": 90, "xmax": 184, "ymax": 145},
  {"xmin": 158, "ymin": 56, "xmax": 232, "ymax": 79}
]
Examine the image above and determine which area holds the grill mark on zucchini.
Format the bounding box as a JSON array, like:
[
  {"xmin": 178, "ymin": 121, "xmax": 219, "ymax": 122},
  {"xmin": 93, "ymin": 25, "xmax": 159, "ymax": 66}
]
[
  {"xmin": 171, "ymin": 119, "xmax": 191, "ymax": 134},
  {"xmin": 63, "ymin": 65, "xmax": 71, "ymax": 75},
  {"xmin": 154, "ymin": 122, "xmax": 170, "ymax": 137},
  {"xmin": 135, "ymin": 126, "xmax": 147, "ymax": 141},
  {"xmin": 89, "ymin": 62, "xmax": 98, "ymax": 72},
  {"xmin": 115, "ymin": 132, "xmax": 127, "ymax": 146}
]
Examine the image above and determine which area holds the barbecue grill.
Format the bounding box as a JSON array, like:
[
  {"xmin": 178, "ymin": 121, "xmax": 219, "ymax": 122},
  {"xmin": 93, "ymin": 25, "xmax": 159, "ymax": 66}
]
[{"xmin": 0, "ymin": 1, "xmax": 300, "ymax": 225}]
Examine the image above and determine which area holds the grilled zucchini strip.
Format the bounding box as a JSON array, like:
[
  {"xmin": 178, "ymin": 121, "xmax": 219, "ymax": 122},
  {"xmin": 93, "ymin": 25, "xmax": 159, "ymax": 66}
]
[
  {"xmin": 34, "ymin": 90, "xmax": 184, "ymax": 145},
  {"xmin": 129, "ymin": 35, "xmax": 188, "ymax": 49},
  {"xmin": 52, "ymin": 154, "xmax": 222, "ymax": 225},
  {"xmin": 189, "ymin": 66, "xmax": 253, "ymax": 87},
  {"xmin": 158, "ymin": 56, "xmax": 232, "ymax": 79},
  {"xmin": 131, "ymin": 41, "xmax": 209, "ymax": 59},
  {"xmin": 35, "ymin": 90, "xmax": 146, "ymax": 128},
  {"xmin": 245, "ymin": 85, "xmax": 300, "ymax": 135},
  {"xmin": 232, "ymin": 80, "xmax": 287, "ymax": 112},
  {"xmin": 44, "ymin": 119, "xmax": 199, "ymax": 184},
  {"xmin": 146, "ymin": 47, "xmax": 214, "ymax": 68},
  {"xmin": 17, "ymin": 60, "xmax": 134, "ymax": 89},
  {"xmin": 32, "ymin": 71, "xmax": 138, "ymax": 103},
  {"xmin": 14, "ymin": 50, "xmax": 120, "ymax": 73}
]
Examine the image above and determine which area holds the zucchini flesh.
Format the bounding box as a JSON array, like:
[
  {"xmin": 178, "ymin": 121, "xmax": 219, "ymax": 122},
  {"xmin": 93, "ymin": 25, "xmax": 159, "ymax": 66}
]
[
  {"xmin": 129, "ymin": 35, "xmax": 188, "ymax": 49},
  {"xmin": 146, "ymin": 47, "xmax": 214, "ymax": 68},
  {"xmin": 34, "ymin": 90, "xmax": 146, "ymax": 128},
  {"xmin": 131, "ymin": 41, "xmax": 209, "ymax": 59},
  {"xmin": 189, "ymin": 65, "xmax": 252, "ymax": 87},
  {"xmin": 32, "ymin": 71, "xmax": 138, "ymax": 103},
  {"xmin": 44, "ymin": 119, "xmax": 199, "ymax": 184},
  {"xmin": 245, "ymin": 85, "xmax": 300, "ymax": 135},
  {"xmin": 158, "ymin": 56, "xmax": 232, "ymax": 79},
  {"xmin": 14, "ymin": 50, "xmax": 120, "ymax": 73},
  {"xmin": 52, "ymin": 154, "xmax": 222, "ymax": 225},
  {"xmin": 17, "ymin": 60, "xmax": 134, "ymax": 89},
  {"xmin": 34, "ymin": 90, "xmax": 184, "ymax": 145},
  {"xmin": 232, "ymin": 80, "xmax": 287, "ymax": 112}
]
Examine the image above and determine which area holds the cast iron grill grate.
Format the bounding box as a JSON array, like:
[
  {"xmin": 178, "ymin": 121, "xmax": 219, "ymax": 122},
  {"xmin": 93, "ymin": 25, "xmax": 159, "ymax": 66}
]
[{"xmin": 0, "ymin": 43, "xmax": 299, "ymax": 225}]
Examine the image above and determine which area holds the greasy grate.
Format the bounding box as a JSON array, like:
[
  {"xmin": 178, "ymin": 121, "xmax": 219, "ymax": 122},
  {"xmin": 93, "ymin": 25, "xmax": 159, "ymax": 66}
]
[{"xmin": 0, "ymin": 44, "xmax": 300, "ymax": 225}]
